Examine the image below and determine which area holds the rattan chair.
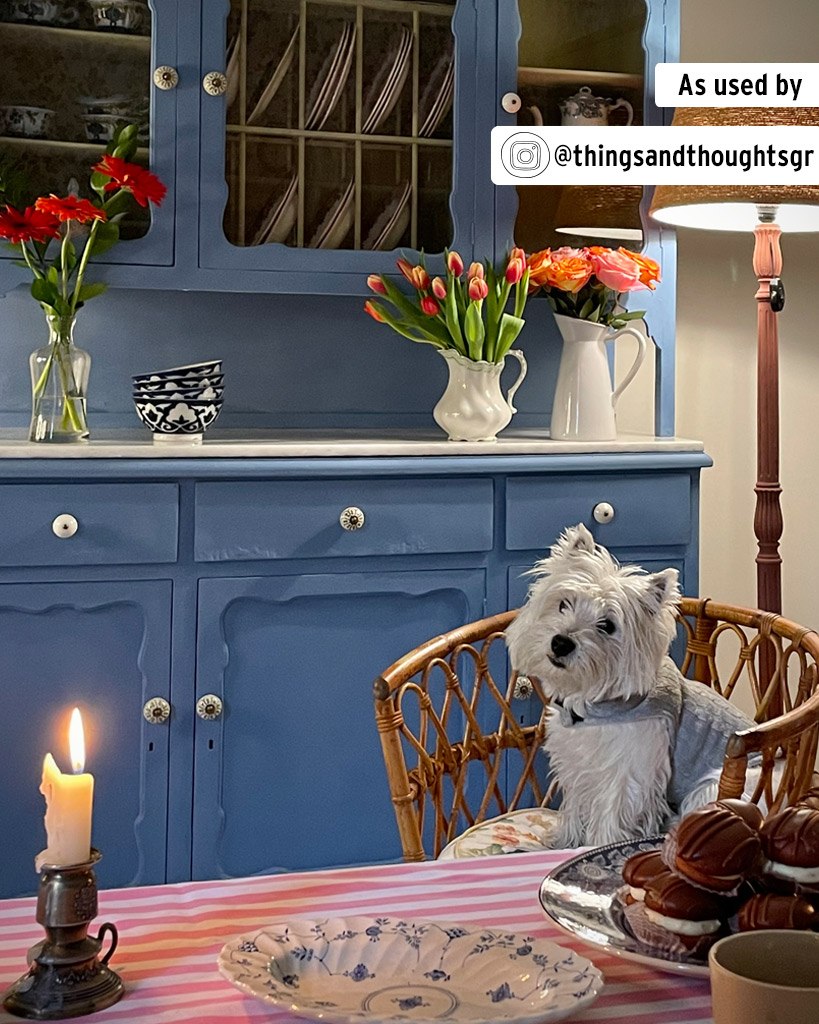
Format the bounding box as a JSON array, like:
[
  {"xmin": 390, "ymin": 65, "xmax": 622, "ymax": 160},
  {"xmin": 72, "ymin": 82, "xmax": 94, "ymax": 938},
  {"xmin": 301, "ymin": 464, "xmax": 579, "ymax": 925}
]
[{"xmin": 373, "ymin": 598, "xmax": 819, "ymax": 862}]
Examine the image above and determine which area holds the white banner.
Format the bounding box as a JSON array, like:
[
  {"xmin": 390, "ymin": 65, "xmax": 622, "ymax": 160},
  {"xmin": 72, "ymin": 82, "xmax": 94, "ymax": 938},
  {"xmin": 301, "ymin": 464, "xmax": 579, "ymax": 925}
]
[{"xmin": 654, "ymin": 63, "xmax": 819, "ymax": 107}]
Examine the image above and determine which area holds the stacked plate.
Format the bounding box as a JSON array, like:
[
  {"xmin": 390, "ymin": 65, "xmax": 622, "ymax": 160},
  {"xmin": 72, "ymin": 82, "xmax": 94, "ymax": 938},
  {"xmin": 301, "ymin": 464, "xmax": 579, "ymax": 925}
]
[
  {"xmin": 362, "ymin": 26, "xmax": 413, "ymax": 134},
  {"xmin": 252, "ymin": 173, "xmax": 298, "ymax": 246},
  {"xmin": 363, "ymin": 180, "xmax": 411, "ymax": 250},
  {"xmin": 132, "ymin": 360, "xmax": 223, "ymax": 443},
  {"xmin": 419, "ymin": 49, "xmax": 454, "ymax": 137},
  {"xmin": 247, "ymin": 24, "xmax": 300, "ymax": 124},
  {"xmin": 308, "ymin": 179, "xmax": 354, "ymax": 249},
  {"xmin": 305, "ymin": 22, "xmax": 356, "ymax": 130}
]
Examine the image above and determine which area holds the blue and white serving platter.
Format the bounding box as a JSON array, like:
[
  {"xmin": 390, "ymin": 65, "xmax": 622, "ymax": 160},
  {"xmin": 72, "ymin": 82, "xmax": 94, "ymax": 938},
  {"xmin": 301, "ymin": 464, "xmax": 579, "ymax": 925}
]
[
  {"xmin": 539, "ymin": 838, "xmax": 711, "ymax": 978},
  {"xmin": 218, "ymin": 915, "xmax": 603, "ymax": 1023}
]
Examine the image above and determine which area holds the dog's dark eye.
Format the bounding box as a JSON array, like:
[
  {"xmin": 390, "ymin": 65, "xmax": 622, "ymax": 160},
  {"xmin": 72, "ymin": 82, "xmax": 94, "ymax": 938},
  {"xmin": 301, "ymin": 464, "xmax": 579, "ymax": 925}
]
[
  {"xmin": 598, "ymin": 618, "xmax": 616, "ymax": 635},
  {"xmin": 559, "ymin": 599, "xmax": 571, "ymax": 613}
]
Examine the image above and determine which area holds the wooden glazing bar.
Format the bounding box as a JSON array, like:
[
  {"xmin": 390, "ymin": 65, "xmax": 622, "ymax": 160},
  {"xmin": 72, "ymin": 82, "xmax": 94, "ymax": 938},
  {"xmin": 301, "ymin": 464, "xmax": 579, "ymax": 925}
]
[
  {"xmin": 238, "ymin": 0, "xmax": 248, "ymax": 245},
  {"xmin": 354, "ymin": 3, "xmax": 364, "ymax": 248},
  {"xmin": 296, "ymin": 0, "xmax": 308, "ymax": 247},
  {"xmin": 409, "ymin": 9, "xmax": 420, "ymax": 249},
  {"xmin": 226, "ymin": 125, "xmax": 452, "ymax": 147}
]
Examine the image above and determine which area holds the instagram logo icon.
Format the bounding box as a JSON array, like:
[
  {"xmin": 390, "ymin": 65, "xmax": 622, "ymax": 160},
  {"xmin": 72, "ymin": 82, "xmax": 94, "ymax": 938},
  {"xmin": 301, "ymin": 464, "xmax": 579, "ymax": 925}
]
[{"xmin": 500, "ymin": 133, "xmax": 548, "ymax": 177}]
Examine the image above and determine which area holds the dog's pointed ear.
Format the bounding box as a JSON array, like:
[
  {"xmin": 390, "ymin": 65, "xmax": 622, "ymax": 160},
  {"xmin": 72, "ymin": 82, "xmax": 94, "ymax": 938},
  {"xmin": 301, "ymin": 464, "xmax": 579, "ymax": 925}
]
[
  {"xmin": 642, "ymin": 568, "xmax": 680, "ymax": 613},
  {"xmin": 552, "ymin": 523, "xmax": 596, "ymax": 558}
]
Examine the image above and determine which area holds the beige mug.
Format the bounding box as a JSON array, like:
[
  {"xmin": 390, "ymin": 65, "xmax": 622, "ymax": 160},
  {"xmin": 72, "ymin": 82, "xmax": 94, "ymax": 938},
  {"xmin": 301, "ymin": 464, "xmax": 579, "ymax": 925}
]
[{"xmin": 709, "ymin": 930, "xmax": 819, "ymax": 1024}]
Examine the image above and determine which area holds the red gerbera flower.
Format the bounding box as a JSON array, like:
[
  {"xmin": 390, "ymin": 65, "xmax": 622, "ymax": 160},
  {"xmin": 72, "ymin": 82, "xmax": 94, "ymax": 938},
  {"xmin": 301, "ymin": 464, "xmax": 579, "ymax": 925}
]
[
  {"xmin": 0, "ymin": 205, "xmax": 61, "ymax": 244},
  {"xmin": 34, "ymin": 195, "xmax": 107, "ymax": 225},
  {"xmin": 92, "ymin": 155, "xmax": 167, "ymax": 208}
]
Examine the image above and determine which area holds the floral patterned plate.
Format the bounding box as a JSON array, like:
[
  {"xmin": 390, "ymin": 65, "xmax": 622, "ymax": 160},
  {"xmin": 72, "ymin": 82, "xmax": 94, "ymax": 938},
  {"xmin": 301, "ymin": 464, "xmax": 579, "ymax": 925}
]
[
  {"xmin": 438, "ymin": 808, "xmax": 561, "ymax": 860},
  {"xmin": 539, "ymin": 838, "xmax": 710, "ymax": 978},
  {"xmin": 218, "ymin": 915, "xmax": 603, "ymax": 1024}
]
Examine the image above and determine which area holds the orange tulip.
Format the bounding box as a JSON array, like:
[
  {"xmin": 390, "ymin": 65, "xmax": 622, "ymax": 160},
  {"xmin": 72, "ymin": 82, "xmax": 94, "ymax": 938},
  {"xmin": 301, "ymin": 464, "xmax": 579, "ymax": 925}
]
[
  {"xmin": 468, "ymin": 277, "xmax": 489, "ymax": 301},
  {"xmin": 467, "ymin": 262, "xmax": 485, "ymax": 281},
  {"xmin": 409, "ymin": 266, "xmax": 430, "ymax": 291},
  {"xmin": 506, "ymin": 256, "xmax": 525, "ymax": 284},
  {"xmin": 366, "ymin": 274, "xmax": 387, "ymax": 295},
  {"xmin": 431, "ymin": 276, "xmax": 447, "ymax": 300},
  {"xmin": 364, "ymin": 300, "xmax": 385, "ymax": 322},
  {"xmin": 447, "ymin": 250, "xmax": 464, "ymax": 276},
  {"xmin": 396, "ymin": 258, "xmax": 414, "ymax": 282},
  {"xmin": 421, "ymin": 296, "xmax": 440, "ymax": 316}
]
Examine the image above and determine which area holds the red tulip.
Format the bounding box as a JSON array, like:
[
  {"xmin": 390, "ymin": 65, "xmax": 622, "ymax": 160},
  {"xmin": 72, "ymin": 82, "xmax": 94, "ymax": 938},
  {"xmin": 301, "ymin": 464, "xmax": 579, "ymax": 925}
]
[
  {"xmin": 431, "ymin": 276, "xmax": 447, "ymax": 300},
  {"xmin": 468, "ymin": 262, "xmax": 485, "ymax": 281},
  {"xmin": 364, "ymin": 300, "xmax": 385, "ymax": 322},
  {"xmin": 367, "ymin": 274, "xmax": 387, "ymax": 294},
  {"xmin": 506, "ymin": 257, "xmax": 525, "ymax": 284},
  {"xmin": 409, "ymin": 266, "xmax": 430, "ymax": 291},
  {"xmin": 421, "ymin": 296, "xmax": 440, "ymax": 316},
  {"xmin": 396, "ymin": 258, "xmax": 414, "ymax": 282},
  {"xmin": 446, "ymin": 251, "xmax": 464, "ymax": 277},
  {"xmin": 468, "ymin": 277, "xmax": 488, "ymax": 301},
  {"xmin": 510, "ymin": 246, "xmax": 526, "ymax": 264}
]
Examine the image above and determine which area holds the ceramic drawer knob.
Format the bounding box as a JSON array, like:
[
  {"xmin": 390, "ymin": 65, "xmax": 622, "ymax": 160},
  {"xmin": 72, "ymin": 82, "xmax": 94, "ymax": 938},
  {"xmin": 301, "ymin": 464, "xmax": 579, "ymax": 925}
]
[
  {"xmin": 501, "ymin": 91, "xmax": 521, "ymax": 113},
  {"xmin": 202, "ymin": 72, "xmax": 228, "ymax": 96},
  {"xmin": 513, "ymin": 675, "xmax": 534, "ymax": 700},
  {"xmin": 153, "ymin": 66, "xmax": 179, "ymax": 90},
  {"xmin": 196, "ymin": 694, "xmax": 223, "ymax": 720},
  {"xmin": 339, "ymin": 507, "xmax": 365, "ymax": 531},
  {"xmin": 143, "ymin": 697, "xmax": 171, "ymax": 724},
  {"xmin": 593, "ymin": 502, "xmax": 615, "ymax": 524},
  {"xmin": 52, "ymin": 514, "xmax": 78, "ymax": 538}
]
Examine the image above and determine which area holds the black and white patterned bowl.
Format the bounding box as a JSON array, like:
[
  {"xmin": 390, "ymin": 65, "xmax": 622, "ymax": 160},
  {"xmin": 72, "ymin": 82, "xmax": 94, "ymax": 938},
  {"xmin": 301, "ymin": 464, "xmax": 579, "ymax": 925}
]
[
  {"xmin": 133, "ymin": 385, "xmax": 224, "ymax": 402},
  {"xmin": 133, "ymin": 360, "xmax": 222, "ymax": 384},
  {"xmin": 132, "ymin": 373, "xmax": 224, "ymax": 393},
  {"xmin": 134, "ymin": 397, "xmax": 222, "ymax": 442}
]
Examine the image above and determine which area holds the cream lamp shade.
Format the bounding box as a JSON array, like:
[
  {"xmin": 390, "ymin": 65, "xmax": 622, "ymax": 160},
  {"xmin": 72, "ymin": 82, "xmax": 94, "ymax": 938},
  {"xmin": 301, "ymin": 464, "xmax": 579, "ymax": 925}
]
[
  {"xmin": 555, "ymin": 184, "xmax": 643, "ymax": 241},
  {"xmin": 650, "ymin": 107, "xmax": 819, "ymax": 231}
]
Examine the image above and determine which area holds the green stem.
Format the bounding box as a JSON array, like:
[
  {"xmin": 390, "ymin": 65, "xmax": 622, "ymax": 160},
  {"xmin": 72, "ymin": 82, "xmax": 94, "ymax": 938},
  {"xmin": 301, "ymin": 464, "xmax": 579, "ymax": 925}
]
[
  {"xmin": 69, "ymin": 219, "xmax": 101, "ymax": 316},
  {"xmin": 60, "ymin": 228, "xmax": 70, "ymax": 304},
  {"xmin": 20, "ymin": 243, "xmax": 44, "ymax": 280}
]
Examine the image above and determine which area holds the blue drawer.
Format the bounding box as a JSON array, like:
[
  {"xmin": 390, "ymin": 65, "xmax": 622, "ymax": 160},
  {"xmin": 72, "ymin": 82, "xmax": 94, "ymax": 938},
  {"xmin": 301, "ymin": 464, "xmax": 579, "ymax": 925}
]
[
  {"xmin": 0, "ymin": 484, "xmax": 178, "ymax": 566},
  {"xmin": 505, "ymin": 473, "xmax": 691, "ymax": 551},
  {"xmin": 194, "ymin": 478, "xmax": 494, "ymax": 561}
]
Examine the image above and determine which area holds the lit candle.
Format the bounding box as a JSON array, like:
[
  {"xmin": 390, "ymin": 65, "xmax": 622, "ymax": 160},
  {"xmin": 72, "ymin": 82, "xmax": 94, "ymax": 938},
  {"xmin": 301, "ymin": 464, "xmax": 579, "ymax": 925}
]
[{"xmin": 35, "ymin": 708, "xmax": 94, "ymax": 871}]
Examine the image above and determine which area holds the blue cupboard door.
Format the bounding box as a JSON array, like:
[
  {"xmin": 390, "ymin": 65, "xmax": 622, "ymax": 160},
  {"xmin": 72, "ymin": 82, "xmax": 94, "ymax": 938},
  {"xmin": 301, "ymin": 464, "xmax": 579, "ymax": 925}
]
[
  {"xmin": 196, "ymin": 0, "xmax": 488, "ymax": 292},
  {"xmin": 0, "ymin": 581, "xmax": 172, "ymax": 898},
  {"xmin": 0, "ymin": 0, "xmax": 178, "ymax": 292},
  {"xmin": 192, "ymin": 569, "xmax": 485, "ymax": 879}
]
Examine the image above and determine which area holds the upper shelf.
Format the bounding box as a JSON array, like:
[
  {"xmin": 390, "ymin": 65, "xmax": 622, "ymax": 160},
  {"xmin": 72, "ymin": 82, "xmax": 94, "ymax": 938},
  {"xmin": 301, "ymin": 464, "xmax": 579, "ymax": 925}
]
[
  {"xmin": 0, "ymin": 20, "xmax": 150, "ymax": 49},
  {"xmin": 0, "ymin": 137, "xmax": 148, "ymax": 160},
  {"xmin": 518, "ymin": 66, "xmax": 644, "ymax": 90}
]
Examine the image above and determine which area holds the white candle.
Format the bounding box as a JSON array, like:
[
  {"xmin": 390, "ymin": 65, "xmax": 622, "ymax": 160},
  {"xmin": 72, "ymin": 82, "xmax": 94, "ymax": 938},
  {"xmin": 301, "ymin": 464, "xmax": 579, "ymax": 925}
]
[{"xmin": 35, "ymin": 708, "xmax": 94, "ymax": 870}]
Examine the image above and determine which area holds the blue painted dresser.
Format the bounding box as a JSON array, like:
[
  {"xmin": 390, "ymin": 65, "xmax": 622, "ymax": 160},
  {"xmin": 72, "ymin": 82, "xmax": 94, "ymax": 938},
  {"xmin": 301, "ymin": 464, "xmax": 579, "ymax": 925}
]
[{"xmin": 0, "ymin": 0, "xmax": 701, "ymax": 899}]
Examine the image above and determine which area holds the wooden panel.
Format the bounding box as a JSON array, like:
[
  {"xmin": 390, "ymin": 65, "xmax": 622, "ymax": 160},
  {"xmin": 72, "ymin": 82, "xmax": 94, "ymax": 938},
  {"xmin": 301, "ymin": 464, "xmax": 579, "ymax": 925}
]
[
  {"xmin": 194, "ymin": 477, "xmax": 493, "ymax": 561},
  {"xmin": 505, "ymin": 473, "xmax": 691, "ymax": 551},
  {"xmin": 0, "ymin": 484, "xmax": 178, "ymax": 566}
]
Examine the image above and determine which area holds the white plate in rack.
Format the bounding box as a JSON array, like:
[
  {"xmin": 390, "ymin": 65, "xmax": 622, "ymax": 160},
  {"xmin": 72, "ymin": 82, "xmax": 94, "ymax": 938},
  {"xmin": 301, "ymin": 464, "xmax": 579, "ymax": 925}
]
[
  {"xmin": 218, "ymin": 915, "xmax": 603, "ymax": 1024},
  {"xmin": 308, "ymin": 179, "xmax": 354, "ymax": 249},
  {"xmin": 306, "ymin": 22, "xmax": 355, "ymax": 130},
  {"xmin": 362, "ymin": 26, "xmax": 413, "ymax": 134},
  {"xmin": 364, "ymin": 180, "xmax": 411, "ymax": 250},
  {"xmin": 248, "ymin": 24, "xmax": 299, "ymax": 125},
  {"xmin": 419, "ymin": 49, "xmax": 454, "ymax": 136},
  {"xmin": 226, "ymin": 33, "xmax": 240, "ymax": 107},
  {"xmin": 252, "ymin": 173, "xmax": 298, "ymax": 246}
]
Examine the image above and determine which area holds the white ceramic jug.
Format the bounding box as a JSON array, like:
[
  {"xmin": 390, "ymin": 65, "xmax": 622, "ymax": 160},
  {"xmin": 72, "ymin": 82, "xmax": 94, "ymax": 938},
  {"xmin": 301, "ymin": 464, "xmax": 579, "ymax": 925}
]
[
  {"xmin": 550, "ymin": 314, "xmax": 646, "ymax": 441},
  {"xmin": 559, "ymin": 86, "xmax": 634, "ymax": 127},
  {"xmin": 433, "ymin": 349, "xmax": 527, "ymax": 442}
]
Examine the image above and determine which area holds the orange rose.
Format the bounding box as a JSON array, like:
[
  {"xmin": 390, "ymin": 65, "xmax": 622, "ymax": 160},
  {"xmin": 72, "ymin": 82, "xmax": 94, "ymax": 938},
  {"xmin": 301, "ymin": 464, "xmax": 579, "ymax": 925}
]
[
  {"xmin": 526, "ymin": 248, "xmax": 553, "ymax": 288},
  {"xmin": 543, "ymin": 254, "xmax": 594, "ymax": 293},
  {"xmin": 619, "ymin": 247, "xmax": 661, "ymax": 290}
]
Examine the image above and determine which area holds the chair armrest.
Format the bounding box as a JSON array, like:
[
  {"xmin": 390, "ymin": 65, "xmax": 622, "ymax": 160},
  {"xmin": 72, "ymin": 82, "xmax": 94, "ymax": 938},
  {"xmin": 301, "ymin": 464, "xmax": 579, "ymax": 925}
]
[{"xmin": 726, "ymin": 684, "xmax": 819, "ymax": 758}]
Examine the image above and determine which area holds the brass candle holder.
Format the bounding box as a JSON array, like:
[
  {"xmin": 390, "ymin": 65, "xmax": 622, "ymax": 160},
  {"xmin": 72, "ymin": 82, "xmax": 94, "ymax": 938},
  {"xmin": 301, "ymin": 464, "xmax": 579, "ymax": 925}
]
[{"xmin": 2, "ymin": 850, "xmax": 123, "ymax": 1020}]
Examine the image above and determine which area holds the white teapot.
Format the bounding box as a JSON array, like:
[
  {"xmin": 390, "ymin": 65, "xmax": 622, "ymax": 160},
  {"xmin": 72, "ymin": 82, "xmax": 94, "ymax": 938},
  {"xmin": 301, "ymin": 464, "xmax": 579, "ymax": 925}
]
[{"xmin": 559, "ymin": 86, "xmax": 633, "ymax": 127}]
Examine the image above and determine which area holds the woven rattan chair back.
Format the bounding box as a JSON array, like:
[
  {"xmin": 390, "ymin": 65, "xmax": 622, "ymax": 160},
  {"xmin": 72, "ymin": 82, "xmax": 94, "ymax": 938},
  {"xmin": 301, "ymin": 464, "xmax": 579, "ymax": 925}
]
[{"xmin": 373, "ymin": 598, "xmax": 819, "ymax": 862}]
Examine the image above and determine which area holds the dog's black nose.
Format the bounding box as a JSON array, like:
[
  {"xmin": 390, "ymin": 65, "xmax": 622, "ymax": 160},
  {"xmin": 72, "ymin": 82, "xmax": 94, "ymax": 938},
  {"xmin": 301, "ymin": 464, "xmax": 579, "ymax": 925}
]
[{"xmin": 551, "ymin": 634, "xmax": 576, "ymax": 659}]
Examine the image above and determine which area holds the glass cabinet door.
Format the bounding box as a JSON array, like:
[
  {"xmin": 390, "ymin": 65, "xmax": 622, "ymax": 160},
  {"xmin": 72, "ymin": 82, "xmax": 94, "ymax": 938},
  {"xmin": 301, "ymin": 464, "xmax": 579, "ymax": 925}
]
[
  {"xmin": 199, "ymin": 0, "xmax": 476, "ymax": 286},
  {"xmin": 513, "ymin": 0, "xmax": 648, "ymax": 254},
  {"xmin": 0, "ymin": 0, "xmax": 177, "ymax": 267}
]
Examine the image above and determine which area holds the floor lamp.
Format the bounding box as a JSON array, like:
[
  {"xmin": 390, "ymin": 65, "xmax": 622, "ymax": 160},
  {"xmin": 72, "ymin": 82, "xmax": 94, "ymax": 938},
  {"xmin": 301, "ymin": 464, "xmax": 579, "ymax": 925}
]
[{"xmin": 650, "ymin": 106, "xmax": 819, "ymax": 616}]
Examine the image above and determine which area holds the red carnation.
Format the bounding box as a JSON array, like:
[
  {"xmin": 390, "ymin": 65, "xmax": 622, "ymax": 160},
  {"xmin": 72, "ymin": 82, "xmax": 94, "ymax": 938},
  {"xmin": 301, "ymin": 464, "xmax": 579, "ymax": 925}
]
[
  {"xmin": 92, "ymin": 155, "xmax": 167, "ymax": 208},
  {"xmin": 0, "ymin": 205, "xmax": 61, "ymax": 244},
  {"xmin": 34, "ymin": 195, "xmax": 107, "ymax": 225}
]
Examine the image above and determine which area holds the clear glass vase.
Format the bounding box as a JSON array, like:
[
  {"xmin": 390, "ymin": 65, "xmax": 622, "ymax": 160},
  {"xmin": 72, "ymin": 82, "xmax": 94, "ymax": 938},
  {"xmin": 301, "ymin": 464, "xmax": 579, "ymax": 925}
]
[{"xmin": 29, "ymin": 313, "xmax": 91, "ymax": 443}]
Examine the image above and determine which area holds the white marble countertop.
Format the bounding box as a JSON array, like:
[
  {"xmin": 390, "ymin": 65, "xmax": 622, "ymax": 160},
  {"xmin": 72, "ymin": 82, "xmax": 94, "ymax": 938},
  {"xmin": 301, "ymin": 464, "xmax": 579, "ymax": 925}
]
[{"xmin": 0, "ymin": 428, "xmax": 705, "ymax": 458}]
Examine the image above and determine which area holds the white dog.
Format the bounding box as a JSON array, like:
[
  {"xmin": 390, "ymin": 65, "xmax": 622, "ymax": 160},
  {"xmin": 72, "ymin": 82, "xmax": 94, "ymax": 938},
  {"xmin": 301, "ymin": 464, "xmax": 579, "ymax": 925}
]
[{"xmin": 505, "ymin": 524, "xmax": 756, "ymax": 848}]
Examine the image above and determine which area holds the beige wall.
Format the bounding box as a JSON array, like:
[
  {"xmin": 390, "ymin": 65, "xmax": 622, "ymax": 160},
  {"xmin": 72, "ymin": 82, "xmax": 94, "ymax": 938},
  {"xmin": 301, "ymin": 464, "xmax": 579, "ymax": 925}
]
[{"xmin": 620, "ymin": 0, "xmax": 819, "ymax": 625}]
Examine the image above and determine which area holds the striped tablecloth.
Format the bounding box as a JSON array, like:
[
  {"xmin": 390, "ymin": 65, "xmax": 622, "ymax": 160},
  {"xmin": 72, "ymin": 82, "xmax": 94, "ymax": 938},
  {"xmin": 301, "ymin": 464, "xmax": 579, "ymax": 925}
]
[{"xmin": 0, "ymin": 850, "xmax": 712, "ymax": 1024}]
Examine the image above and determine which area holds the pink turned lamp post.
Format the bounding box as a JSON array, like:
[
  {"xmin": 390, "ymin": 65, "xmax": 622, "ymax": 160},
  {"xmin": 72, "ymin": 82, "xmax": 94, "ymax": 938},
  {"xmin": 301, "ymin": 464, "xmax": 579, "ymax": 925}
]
[{"xmin": 650, "ymin": 106, "xmax": 819, "ymax": 615}]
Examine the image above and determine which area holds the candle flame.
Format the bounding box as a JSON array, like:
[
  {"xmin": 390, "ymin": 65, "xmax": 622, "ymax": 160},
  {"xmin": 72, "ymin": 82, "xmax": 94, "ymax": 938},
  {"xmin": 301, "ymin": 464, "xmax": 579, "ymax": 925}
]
[{"xmin": 68, "ymin": 708, "xmax": 85, "ymax": 774}]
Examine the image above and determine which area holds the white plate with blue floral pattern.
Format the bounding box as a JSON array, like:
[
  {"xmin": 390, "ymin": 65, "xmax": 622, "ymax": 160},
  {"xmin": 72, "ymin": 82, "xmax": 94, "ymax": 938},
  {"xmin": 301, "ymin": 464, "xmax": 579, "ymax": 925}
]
[
  {"xmin": 218, "ymin": 915, "xmax": 603, "ymax": 1023},
  {"xmin": 539, "ymin": 838, "xmax": 710, "ymax": 978}
]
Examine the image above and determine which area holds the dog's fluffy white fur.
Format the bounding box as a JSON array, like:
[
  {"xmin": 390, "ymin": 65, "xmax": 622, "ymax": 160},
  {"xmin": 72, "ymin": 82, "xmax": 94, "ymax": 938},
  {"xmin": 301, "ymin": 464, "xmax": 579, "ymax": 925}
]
[{"xmin": 505, "ymin": 524, "xmax": 742, "ymax": 848}]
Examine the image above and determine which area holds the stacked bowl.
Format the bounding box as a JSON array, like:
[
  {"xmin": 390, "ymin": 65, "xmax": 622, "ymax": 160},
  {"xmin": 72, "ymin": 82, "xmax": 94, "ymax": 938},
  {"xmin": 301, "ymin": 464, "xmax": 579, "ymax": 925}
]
[{"xmin": 133, "ymin": 360, "xmax": 223, "ymax": 443}]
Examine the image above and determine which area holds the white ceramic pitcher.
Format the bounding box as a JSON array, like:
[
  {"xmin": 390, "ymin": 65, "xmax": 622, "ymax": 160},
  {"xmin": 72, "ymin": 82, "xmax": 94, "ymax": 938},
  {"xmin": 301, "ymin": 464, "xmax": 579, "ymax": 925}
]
[
  {"xmin": 433, "ymin": 349, "xmax": 528, "ymax": 442},
  {"xmin": 550, "ymin": 314, "xmax": 646, "ymax": 441}
]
